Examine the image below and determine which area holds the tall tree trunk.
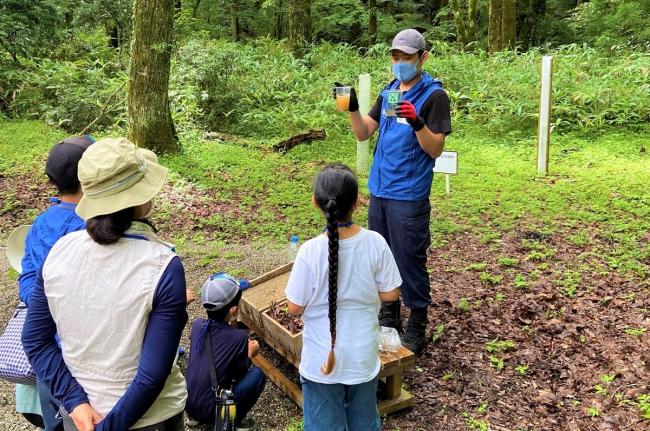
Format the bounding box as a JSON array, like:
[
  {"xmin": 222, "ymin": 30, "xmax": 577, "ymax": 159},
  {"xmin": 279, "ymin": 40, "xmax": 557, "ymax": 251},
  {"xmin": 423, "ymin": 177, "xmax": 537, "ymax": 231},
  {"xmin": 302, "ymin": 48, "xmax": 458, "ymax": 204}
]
[
  {"xmin": 369, "ymin": 0, "xmax": 377, "ymax": 45},
  {"xmin": 288, "ymin": 0, "xmax": 311, "ymax": 57},
  {"xmin": 104, "ymin": 20, "xmax": 118, "ymax": 48},
  {"xmin": 429, "ymin": 0, "xmax": 443, "ymax": 23},
  {"xmin": 501, "ymin": 0, "xmax": 516, "ymax": 49},
  {"xmin": 275, "ymin": 0, "xmax": 286, "ymax": 39},
  {"xmin": 488, "ymin": 0, "xmax": 503, "ymax": 52},
  {"xmin": 127, "ymin": 0, "xmax": 177, "ymax": 153},
  {"xmin": 467, "ymin": 0, "xmax": 478, "ymax": 44},
  {"xmin": 230, "ymin": 1, "xmax": 240, "ymax": 41},
  {"xmin": 65, "ymin": 10, "xmax": 74, "ymax": 30},
  {"xmin": 191, "ymin": 0, "xmax": 201, "ymax": 17},
  {"xmin": 517, "ymin": 0, "xmax": 545, "ymax": 49},
  {"xmin": 450, "ymin": 0, "xmax": 468, "ymax": 49}
]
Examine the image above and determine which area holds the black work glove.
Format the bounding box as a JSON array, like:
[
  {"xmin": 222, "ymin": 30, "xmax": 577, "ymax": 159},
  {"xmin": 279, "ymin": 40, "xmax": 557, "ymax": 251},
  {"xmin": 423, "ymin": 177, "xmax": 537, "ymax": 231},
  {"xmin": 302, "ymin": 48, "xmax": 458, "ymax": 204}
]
[
  {"xmin": 395, "ymin": 100, "xmax": 425, "ymax": 131},
  {"xmin": 332, "ymin": 82, "xmax": 359, "ymax": 113}
]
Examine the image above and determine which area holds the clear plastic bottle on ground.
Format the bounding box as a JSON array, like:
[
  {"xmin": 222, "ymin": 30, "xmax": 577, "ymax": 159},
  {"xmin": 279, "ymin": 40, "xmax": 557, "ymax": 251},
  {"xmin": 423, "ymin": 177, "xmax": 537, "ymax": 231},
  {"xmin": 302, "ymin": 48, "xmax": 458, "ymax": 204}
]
[{"xmin": 287, "ymin": 235, "xmax": 299, "ymax": 262}]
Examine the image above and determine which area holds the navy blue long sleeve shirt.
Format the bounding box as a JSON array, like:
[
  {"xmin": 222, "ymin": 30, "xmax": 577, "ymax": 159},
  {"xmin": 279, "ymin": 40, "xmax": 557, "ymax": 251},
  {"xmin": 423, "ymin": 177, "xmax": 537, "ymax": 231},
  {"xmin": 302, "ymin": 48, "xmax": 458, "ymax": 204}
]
[{"xmin": 22, "ymin": 256, "xmax": 187, "ymax": 430}]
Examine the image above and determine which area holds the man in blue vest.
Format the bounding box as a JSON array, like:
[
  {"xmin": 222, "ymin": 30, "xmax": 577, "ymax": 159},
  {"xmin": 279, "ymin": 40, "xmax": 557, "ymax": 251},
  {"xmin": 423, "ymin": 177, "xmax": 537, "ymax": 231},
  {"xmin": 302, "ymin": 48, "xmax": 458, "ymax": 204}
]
[{"xmin": 335, "ymin": 29, "xmax": 451, "ymax": 354}]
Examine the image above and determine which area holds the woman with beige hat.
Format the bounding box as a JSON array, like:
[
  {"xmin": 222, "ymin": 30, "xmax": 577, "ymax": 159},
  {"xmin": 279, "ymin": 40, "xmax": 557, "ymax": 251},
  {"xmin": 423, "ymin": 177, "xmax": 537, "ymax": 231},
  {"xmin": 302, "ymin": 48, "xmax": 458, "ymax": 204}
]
[{"xmin": 22, "ymin": 138, "xmax": 188, "ymax": 431}]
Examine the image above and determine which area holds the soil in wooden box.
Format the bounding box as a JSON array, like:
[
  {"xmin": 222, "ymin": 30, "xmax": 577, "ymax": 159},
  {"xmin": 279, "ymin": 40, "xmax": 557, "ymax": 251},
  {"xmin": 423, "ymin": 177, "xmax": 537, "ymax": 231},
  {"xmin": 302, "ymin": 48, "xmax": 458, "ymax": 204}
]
[
  {"xmin": 267, "ymin": 300, "xmax": 303, "ymax": 334},
  {"xmin": 261, "ymin": 299, "xmax": 303, "ymax": 364}
]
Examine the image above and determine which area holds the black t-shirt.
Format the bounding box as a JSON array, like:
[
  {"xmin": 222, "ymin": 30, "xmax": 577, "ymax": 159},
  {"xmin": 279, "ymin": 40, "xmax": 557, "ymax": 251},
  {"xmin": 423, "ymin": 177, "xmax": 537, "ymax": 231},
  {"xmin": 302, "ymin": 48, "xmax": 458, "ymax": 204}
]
[
  {"xmin": 185, "ymin": 318, "xmax": 251, "ymax": 424},
  {"xmin": 368, "ymin": 88, "xmax": 452, "ymax": 135}
]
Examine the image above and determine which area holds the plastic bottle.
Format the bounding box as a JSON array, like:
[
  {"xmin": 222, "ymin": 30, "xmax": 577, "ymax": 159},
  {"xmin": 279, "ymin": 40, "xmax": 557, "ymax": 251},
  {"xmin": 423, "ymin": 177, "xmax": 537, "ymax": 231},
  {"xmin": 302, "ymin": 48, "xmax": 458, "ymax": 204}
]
[{"xmin": 287, "ymin": 235, "xmax": 299, "ymax": 262}]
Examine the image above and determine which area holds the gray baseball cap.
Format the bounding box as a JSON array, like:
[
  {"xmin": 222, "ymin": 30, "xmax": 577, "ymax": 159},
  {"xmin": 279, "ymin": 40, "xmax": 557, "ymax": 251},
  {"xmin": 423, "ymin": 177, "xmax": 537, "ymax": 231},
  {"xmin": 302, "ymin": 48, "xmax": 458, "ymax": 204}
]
[
  {"xmin": 390, "ymin": 29, "xmax": 426, "ymax": 54},
  {"xmin": 200, "ymin": 273, "xmax": 241, "ymax": 311}
]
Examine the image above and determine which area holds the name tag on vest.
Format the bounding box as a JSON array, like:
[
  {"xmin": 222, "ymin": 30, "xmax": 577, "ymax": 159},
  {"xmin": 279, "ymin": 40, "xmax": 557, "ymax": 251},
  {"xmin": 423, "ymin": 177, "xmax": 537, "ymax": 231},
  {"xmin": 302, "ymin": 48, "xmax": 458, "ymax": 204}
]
[{"xmin": 396, "ymin": 117, "xmax": 408, "ymax": 125}]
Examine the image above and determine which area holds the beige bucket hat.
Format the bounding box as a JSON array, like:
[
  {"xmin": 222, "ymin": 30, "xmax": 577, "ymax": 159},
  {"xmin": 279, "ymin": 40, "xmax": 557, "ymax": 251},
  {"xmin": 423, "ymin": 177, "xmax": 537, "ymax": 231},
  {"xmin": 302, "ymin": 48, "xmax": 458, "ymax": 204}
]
[
  {"xmin": 76, "ymin": 138, "xmax": 168, "ymax": 220},
  {"xmin": 6, "ymin": 225, "xmax": 31, "ymax": 274}
]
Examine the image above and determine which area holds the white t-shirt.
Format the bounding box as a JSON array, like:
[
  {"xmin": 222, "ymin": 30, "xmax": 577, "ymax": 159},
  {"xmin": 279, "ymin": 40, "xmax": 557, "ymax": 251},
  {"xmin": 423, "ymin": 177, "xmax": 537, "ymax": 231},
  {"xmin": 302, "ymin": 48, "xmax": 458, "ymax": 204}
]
[{"xmin": 285, "ymin": 228, "xmax": 402, "ymax": 385}]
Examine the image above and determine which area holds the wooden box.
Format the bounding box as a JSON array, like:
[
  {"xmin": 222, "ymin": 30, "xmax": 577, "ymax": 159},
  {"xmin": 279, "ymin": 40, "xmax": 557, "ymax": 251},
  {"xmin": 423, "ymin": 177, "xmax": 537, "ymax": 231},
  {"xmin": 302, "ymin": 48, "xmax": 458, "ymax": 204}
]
[
  {"xmin": 261, "ymin": 299, "xmax": 303, "ymax": 362},
  {"xmin": 239, "ymin": 262, "xmax": 293, "ymax": 335}
]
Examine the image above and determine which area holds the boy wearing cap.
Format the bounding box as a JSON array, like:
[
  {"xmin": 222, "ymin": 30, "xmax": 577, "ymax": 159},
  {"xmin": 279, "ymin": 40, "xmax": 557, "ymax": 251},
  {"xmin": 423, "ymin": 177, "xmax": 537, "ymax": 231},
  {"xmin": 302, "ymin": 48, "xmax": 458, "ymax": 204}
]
[
  {"xmin": 17, "ymin": 135, "xmax": 95, "ymax": 430},
  {"xmin": 334, "ymin": 29, "xmax": 451, "ymax": 354},
  {"xmin": 185, "ymin": 273, "xmax": 266, "ymax": 429}
]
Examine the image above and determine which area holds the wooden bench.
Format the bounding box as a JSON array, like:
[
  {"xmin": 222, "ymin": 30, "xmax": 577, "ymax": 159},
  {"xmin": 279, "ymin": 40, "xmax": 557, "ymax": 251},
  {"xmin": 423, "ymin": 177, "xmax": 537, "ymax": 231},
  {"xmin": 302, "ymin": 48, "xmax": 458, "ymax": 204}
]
[{"xmin": 238, "ymin": 263, "xmax": 415, "ymax": 415}]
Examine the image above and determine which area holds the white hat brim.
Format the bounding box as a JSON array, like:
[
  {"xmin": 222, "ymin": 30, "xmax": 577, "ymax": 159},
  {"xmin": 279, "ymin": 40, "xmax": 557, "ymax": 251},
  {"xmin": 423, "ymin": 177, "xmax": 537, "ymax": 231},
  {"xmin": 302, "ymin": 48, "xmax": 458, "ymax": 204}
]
[{"xmin": 7, "ymin": 225, "xmax": 31, "ymax": 274}]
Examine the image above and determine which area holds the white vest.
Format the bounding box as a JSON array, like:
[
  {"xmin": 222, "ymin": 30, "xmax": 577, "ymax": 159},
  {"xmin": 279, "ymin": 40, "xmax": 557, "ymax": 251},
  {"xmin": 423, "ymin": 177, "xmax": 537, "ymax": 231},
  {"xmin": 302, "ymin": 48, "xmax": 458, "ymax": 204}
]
[{"xmin": 43, "ymin": 228, "xmax": 187, "ymax": 428}]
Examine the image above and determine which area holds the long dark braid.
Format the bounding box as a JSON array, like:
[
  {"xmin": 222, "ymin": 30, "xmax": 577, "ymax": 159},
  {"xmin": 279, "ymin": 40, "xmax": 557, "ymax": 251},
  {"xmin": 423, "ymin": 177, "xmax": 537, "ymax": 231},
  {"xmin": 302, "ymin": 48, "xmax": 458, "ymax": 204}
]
[
  {"xmin": 321, "ymin": 199, "xmax": 339, "ymax": 375},
  {"xmin": 313, "ymin": 163, "xmax": 358, "ymax": 375}
]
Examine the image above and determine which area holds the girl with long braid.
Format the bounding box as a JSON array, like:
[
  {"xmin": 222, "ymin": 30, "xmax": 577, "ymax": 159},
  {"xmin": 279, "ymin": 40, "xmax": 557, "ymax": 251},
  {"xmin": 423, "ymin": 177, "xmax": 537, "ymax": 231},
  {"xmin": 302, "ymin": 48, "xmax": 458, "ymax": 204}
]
[{"xmin": 285, "ymin": 164, "xmax": 402, "ymax": 430}]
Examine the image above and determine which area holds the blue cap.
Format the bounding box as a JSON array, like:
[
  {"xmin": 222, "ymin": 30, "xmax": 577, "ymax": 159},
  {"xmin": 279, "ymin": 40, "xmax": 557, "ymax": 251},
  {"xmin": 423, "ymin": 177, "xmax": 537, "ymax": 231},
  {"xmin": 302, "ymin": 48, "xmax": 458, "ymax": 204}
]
[{"xmin": 290, "ymin": 235, "xmax": 299, "ymax": 243}]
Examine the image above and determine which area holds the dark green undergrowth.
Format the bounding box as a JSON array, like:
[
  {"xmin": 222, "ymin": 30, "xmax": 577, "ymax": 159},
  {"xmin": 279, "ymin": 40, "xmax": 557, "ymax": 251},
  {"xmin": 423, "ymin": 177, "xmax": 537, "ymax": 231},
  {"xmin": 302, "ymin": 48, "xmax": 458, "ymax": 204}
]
[
  {"xmin": 2, "ymin": 120, "xmax": 648, "ymax": 279},
  {"xmin": 2, "ymin": 35, "xmax": 649, "ymax": 138}
]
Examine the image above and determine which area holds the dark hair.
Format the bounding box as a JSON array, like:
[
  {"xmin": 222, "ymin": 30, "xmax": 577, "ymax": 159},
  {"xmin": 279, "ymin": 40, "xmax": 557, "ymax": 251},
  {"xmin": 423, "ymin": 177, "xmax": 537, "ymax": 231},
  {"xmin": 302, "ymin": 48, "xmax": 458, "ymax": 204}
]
[
  {"xmin": 86, "ymin": 207, "xmax": 136, "ymax": 245},
  {"xmin": 313, "ymin": 163, "xmax": 359, "ymax": 374},
  {"xmin": 206, "ymin": 290, "xmax": 243, "ymax": 322},
  {"xmin": 46, "ymin": 136, "xmax": 95, "ymax": 195}
]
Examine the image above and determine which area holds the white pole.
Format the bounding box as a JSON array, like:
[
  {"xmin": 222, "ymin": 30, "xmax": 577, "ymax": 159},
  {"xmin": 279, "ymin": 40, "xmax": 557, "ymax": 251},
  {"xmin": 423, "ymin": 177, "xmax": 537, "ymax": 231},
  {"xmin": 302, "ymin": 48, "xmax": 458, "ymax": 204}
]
[
  {"xmin": 445, "ymin": 174, "xmax": 451, "ymax": 195},
  {"xmin": 356, "ymin": 73, "xmax": 371, "ymax": 173},
  {"xmin": 537, "ymin": 56, "xmax": 553, "ymax": 175}
]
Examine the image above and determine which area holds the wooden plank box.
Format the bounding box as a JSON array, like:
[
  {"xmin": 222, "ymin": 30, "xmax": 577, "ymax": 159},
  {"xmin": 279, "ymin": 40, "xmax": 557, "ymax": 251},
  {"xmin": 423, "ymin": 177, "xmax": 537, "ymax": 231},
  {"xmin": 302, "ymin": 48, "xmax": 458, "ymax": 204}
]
[
  {"xmin": 239, "ymin": 262, "xmax": 415, "ymax": 415},
  {"xmin": 260, "ymin": 299, "xmax": 303, "ymax": 362},
  {"xmin": 239, "ymin": 262, "xmax": 293, "ymax": 336}
]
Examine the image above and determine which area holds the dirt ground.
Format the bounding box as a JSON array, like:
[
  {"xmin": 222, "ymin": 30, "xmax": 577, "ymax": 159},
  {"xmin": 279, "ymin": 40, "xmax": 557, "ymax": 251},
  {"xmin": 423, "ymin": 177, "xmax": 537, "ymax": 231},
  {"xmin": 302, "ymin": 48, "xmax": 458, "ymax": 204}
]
[{"xmin": 0, "ymin": 171, "xmax": 648, "ymax": 431}]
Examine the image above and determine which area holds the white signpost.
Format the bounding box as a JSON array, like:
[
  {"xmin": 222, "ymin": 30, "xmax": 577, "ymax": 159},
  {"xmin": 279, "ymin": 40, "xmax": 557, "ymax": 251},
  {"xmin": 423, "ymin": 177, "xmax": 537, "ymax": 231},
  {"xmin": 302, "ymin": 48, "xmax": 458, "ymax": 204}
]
[
  {"xmin": 537, "ymin": 56, "xmax": 553, "ymax": 175},
  {"xmin": 433, "ymin": 151, "xmax": 458, "ymax": 194},
  {"xmin": 356, "ymin": 73, "xmax": 371, "ymax": 173}
]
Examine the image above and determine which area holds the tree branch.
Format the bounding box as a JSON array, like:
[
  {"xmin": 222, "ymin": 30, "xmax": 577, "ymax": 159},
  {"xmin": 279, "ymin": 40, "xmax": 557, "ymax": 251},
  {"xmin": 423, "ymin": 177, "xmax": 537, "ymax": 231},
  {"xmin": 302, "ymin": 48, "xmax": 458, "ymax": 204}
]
[{"xmin": 79, "ymin": 80, "xmax": 127, "ymax": 135}]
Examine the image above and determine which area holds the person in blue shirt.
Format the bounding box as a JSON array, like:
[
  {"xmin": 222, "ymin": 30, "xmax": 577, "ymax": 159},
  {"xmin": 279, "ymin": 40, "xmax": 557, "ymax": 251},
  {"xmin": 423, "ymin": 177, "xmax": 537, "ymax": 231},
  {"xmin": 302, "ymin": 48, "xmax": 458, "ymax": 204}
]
[
  {"xmin": 185, "ymin": 273, "xmax": 266, "ymax": 429},
  {"xmin": 22, "ymin": 138, "xmax": 188, "ymax": 431},
  {"xmin": 335, "ymin": 29, "xmax": 452, "ymax": 354},
  {"xmin": 17, "ymin": 135, "xmax": 95, "ymax": 431}
]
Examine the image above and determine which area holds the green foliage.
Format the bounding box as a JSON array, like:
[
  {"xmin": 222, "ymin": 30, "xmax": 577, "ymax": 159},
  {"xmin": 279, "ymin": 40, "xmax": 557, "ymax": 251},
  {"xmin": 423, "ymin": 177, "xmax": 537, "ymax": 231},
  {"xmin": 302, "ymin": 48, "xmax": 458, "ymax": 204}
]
[
  {"xmin": 497, "ymin": 257, "xmax": 518, "ymax": 267},
  {"xmin": 555, "ymin": 270, "xmax": 582, "ymax": 298},
  {"xmin": 513, "ymin": 273, "xmax": 528, "ymax": 289},
  {"xmin": 485, "ymin": 338, "xmax": 516, "ymax": 353},
  {"xmin": 431, "ymin": 324, "xmax": 445, "ymax": 343},
  {"xmin": 74, "ymin": 0, "xmax": 134, "ymax": 48},
  {"xmin": 624, "ymin": 327, "xmax": 646, "ymax": 337},
  {"xmin": 0, "ymin": 30, "xmax": 126, "ymax": 131},
  {"xmin": 0, "ymin": 0, "xmax": 62, "ymax": 62},
  {"xmin": 285, "ymin": 418, "xmax": 304, "ymax": 431},
  {"xmin": 4, "ymin": 33, "xmax": 650, "ymax": 138},
  {"xmin": 587, "ymin": 406, "xmax": 601, "ymax": 417},
  {"xmin": 570, "ymin": 0, "xmax": 650, "ymax": 51},
  {"xmin": 458, "ymin": 298, "xmax": 471, "ymax": 312},
  {"xmin": 489, "ymin": 354, "xmax": 505, "ymax": 370},
  {"xmin": 463, "ymin": 412, "xmax": 490, "ymax": 430},
  {"xmin": 635, "ymin": 394, "xmax": 650, "ymax": 420},
  {"xmin": 0, "ymin": 120, "xmax": 65, "ymax": 174},
  {"xmin": 515, "ymin": 364, "xmax": 528, "ymax": 375},
  {"xmin": 480, "ymin": 271, "xmax": 503, "ymax": 285}
]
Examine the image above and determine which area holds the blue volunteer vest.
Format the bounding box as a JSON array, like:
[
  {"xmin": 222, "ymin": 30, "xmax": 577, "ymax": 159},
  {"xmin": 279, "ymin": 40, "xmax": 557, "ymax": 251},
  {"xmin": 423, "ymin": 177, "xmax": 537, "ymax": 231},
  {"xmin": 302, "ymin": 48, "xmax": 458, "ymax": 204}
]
[{"xmin": 369, "ymin": 73, "xmax": 444, "ymax": 201}]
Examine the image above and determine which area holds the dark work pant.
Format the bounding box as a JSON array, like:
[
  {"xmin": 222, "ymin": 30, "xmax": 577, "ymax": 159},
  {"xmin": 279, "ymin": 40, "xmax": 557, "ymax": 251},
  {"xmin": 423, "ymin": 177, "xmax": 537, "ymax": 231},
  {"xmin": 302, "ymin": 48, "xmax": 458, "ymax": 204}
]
[
  {"xmin": 37, "ymin": 379, "xmax": 63, "ymax": 431},
  {"xmin": 368, "ymin": 195, "xmax": 432, "ymax": 310},
  {"xmin": 232, "ymin": 365, "xmax": 267, "ymax": 426}
]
